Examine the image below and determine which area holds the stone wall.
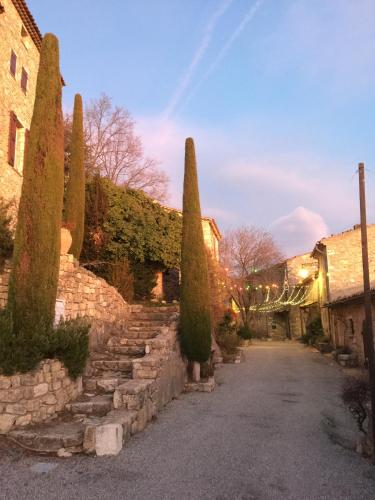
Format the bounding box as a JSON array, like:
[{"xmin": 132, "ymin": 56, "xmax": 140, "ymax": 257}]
[
  {"xmin": 0, "ymin": 254, "xmax": 130, "ymax": 432},
  {"xmin": 328, "ymin": 300, "xmax": 374, "ymax": 364},
  {"xmin": 0, "ymin": 359, "xmax": 82, "ymax": 434},
  {"xmin": 0, "ymin": 0, "xmax": 40, "ymax": 209},
  {"xmin": 318, "ymin": 225, "xmax": 375, "ymax": 303},
  {"xmin": 0, "ymin": 255, "xmax": 130, "ymax": 347}
]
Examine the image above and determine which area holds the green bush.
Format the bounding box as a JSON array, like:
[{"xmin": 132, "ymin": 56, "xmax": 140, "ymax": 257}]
[
  {"xmin": 216, "ymin": 310, "xmax": 239, "ymax": 355},
  {"xmin": 0, "ymin": 198, "xmax": 13, "ymax": 268},
  {"xmin": 0, "ymin": 310, "xmax": 89, "ymax": 379},
  {"xmin": 46, "ymin": 319, "xmax": 90, "ymax": 379},
  {"xmin": 300, "ymin": 317, "xmax": 324, "ymax": 345},
  {"xmin": 238, "ymin": 325, "xmax": 253, "ymax": 340}
]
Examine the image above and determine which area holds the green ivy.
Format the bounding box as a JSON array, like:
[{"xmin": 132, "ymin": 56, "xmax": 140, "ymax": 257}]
[{"xmin": 82, "ymin": 177, "xmax": 182, "ymax": 299}]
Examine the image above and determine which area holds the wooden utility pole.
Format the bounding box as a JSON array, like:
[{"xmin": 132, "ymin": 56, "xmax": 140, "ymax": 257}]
[{"xmin": 358, "ymin": 162, "xmax": 375, "ymax": 461}]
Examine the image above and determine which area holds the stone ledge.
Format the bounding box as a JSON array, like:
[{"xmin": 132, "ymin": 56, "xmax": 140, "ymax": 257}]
[{"xmin": 184, "ymin": 377, "xmax": 215, "ymax": 393}]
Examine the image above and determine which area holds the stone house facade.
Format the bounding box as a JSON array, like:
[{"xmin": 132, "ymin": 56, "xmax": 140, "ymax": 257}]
[
  {"xmin": 152, "ymin": 210, "xmax": 222, "ymax": 301},
  {"xmin": 250, "ymin": 253, "xmax": 318, "ymax": 339},
  {"xmin": 0, "ymin": 0, "xmax": 41, "ymax": 213},
  {"xmin": 312, "ymin": 225, "xmax": 375, "ymax": 363}
]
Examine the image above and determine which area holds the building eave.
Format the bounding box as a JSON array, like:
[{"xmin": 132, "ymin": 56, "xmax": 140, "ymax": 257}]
[
  {"xmin": 327, "ymin": 289, "xmax": 375, "ymax": 308},
  {"xmin": 12, "ymin": 0, "xmax": 42, "ymax": 50}
]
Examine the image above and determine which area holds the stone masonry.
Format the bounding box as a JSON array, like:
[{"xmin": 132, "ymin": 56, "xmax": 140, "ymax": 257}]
[
  {"xmin": 0, "ymin": 359, "xmax": 82, "ymax": 434},
  {"xmin": 0, "ymin": 255, "xmax": 131, "ymax": 347},
  {"xmin": 0, "ymin": 0, "xmax": 41, "ymax": 212}
]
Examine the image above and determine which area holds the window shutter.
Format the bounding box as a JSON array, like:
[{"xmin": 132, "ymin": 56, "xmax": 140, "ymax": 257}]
[
  {"xmin": 23, "ymin": 129, "xmax": 29, "ymax": 168},
  {"xmin": 10, "ymin": 50, "xmax": 16, "ymax": 76},
  {"xmin": 21, "ymin": 68, "xmax": 28, "ymax": 93},
  {"xmin": 8, "ymin": 112, "xmax": 17, "ymax": 167}
]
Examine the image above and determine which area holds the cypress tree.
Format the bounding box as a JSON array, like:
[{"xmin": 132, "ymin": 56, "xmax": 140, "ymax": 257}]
[
  {"xmin": 179, "ymin": 138, "xmax": 211, "ymax": 363},
  {"xmin": 64, "ymin": 93, "xmax": 85, "ymax": 259},
  {"xmin": 8, "ymin": 33, "xmax": 64, "ymax": 334}
]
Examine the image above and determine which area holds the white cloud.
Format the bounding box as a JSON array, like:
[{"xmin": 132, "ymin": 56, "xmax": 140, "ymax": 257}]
[{"xmin": 270, "ymin": 206, "xmax": 329, "ymax": 257}]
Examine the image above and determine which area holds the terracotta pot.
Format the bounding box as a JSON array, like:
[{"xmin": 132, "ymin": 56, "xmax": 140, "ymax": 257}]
[{"xmin": 60, "ymin": 227, "xmax": 72, "ymax": 255}]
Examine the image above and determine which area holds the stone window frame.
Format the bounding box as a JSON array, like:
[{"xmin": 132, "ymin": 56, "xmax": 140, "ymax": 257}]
[
  {"xmin": 21, "ymin": 66, "xmax": 28, "ymax": 94},
  {"xmin": 8, "ymin": 111, "xmax": 27, "ymax": 175},
  {"xmin": 348, "ymin": 317, "xmax": 355, "ymax": 338},
  {"xmin": 10, "ymin": 50, "xmax": 17, "ymax": 78},
  {"xmin": 21, "ymin": 25, "xmax": 31, "ymax": 50}
]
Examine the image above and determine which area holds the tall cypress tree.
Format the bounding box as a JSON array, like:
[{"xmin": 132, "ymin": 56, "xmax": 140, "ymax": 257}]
[
  {"xmin": 64, "ymin": 93, "xmax": 85, "ymax": 259},
  {"xmin": 8, "ymin": 33, "xmax": 64, "ymax": 334},
  {"xmin": 179, "ymin": 138, "xmax": 211, "ymax": 363}
]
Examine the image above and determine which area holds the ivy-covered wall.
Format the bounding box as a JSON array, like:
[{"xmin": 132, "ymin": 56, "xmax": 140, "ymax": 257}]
[{"xmin": 82, "ymin": 177, "xmax": 182, "ymax": 300}]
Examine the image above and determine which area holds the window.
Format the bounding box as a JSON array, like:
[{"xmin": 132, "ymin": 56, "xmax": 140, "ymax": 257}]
[
  {"xmin": 21, "ymin": 67, "xmax": 28, "ymax": 93},
  {"xmin": 23, "ymin": 129, "xmax": 29, "ymax": 165},
  {"xmin": 349, "ymin": 318, "xmax": 355, "ymax": 337},
  {"xmin": 10, "ymin": 50, "xmax": 16, "ymax": 77},
  {"xmin": 21, "ymin": 25, "xmax": 30, "ymax": 49},
  {"xmin": 8, "ymin": 112, "xmax": 18, "ymax": 166}
]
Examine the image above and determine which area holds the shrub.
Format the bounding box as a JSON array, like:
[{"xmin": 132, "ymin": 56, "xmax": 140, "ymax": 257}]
[
  {"xmin": 300, "ymin": 317, "xmax": 324, "ymax": 345},
  {"xmin": 46, "ymin": 319, "xmax": 90, "ymax": 379},
  {"xmin": 342, "ymin": 377, "xmax": 370, "ymax": 434},
  {"xmin": 238, "ymin": 325, "xmax": 253, "ymax": 340},
  {"xmin": 0, "ymin": 310, "xmax": 89, "ymax": 379},
  {"xmin": 0, "ymin": 198, "xmax": 13, "ymax": 268},
  {"xmin": 216, "ymin": 310, "xmax": 239, "ymax": 355}
]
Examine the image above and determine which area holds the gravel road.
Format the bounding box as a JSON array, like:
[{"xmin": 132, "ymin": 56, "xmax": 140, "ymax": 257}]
[{"xmin": 1, "ymin": 341, "xmax": 375, "ymax": 500}]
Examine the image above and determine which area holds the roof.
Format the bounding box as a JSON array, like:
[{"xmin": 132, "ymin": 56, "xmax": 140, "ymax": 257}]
[
  {"xmin": 311, "ymin": 224, "xmax": 375, "ymax": 258},
  {"xmin": 327, "ymin": 289, "xmax": 375, "ymax": 308},
  {"xmin": 12, "ymin": 0, "xmax": 42, "ymax": 50}
]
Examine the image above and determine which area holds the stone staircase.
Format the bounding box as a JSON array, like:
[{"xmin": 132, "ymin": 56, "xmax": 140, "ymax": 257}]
[{"xmin": 8, "ymin": 304, "xmax": 181, "ymax": 456}]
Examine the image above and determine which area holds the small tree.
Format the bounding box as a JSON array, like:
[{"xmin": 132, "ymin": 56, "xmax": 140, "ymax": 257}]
[
  {"xmin": 8, "ymin": 33, "xmax": 64, "ymax": 334},
  {"xmin": 64, "ymin": 94, "xmax": 85, "ymax": 259},
  {"xmin": 179, "ymin": 138, "xmax": 211, "ymax": 368}
]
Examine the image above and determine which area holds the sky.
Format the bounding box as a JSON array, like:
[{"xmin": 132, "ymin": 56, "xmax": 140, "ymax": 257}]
[{"xmin": 28, "ymin": 0, "xmax": 375, "ymax": 257}]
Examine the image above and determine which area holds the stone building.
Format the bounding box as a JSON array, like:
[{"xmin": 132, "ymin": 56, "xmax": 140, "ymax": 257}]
[
  {"xmin": 312, "ymin": 224, "xmax": 375, "ymax": 363},
  {"xmin": 152, "ymin": 208, "xmax": 222, "ymax": 301},
  {"xmin": 250, "ymin": 253, "xmax": 318, "ymax": 339},
  {"xmin": 0, "ymin": 0, "xmax": 41, "ymax": 212}
]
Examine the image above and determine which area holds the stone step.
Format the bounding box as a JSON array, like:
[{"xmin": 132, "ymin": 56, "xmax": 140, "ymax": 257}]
[
  {"xmin": 125, "ymin": 329, "xmax": 159, "ymax": 340},
  {"xmin": 130, "ymin": 312, "xmax": 175, "ymax": 321},
  {"xmin": 126, "ymin": 320, "xmax": 166, "ymax": 327},
  {"xmin": 107, "ymin": 345, "xmax": 145, "ymax": 356},
  {"xmin": 130, "ymin": 305, "xmax": 179, "ymax": 314},
  {"xmin": 91, "ymin": 359, "xmax": 133, "ymax": 373},
  {"xmin": 8, "ymin": 419, "xmax": 85, "ymax": 454},
  {"xmin": 83, "ymin": 376, "xmax": 126, "ymax": 394},
  {"xmin": 66, "ymin": 394, "xmax": 113, "ymax": 417}
]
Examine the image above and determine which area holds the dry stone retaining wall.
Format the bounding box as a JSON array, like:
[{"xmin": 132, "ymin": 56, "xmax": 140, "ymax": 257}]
[
  {"xmin": 0, "ymin": 359, "xmax": 82, "ymax": 434},
  {"xmin": 0, "ymin": 254, "xmax": 130, "ymax": 433},
  {"xmin": 0, "ymin": 255, "xmax": 130, "ymax": 347}
]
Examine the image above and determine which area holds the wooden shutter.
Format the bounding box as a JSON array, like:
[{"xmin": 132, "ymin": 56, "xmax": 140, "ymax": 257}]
[
  {"xmin": 10, "ymin": 50, "xmax": 16, "ymax": 76},
  {"xmin": 23, "ymin": 129, "xmax": 29, "ymax": 168},
  {"xmin": 21, "ymin": 68, "xmax": 28, "ymax": 93},
  {"xmin": 8, "ymin": 112, "xmax": 17, "ymax": 167}
]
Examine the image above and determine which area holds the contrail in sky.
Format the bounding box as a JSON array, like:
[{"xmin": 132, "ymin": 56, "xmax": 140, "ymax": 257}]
[
  {"xmin": 180, "ymin": 0, "xmax": 264, "ymax": 112},
  {"xmin": 162, "ymin": 0, "xmax": 233, "ymax": 120}
]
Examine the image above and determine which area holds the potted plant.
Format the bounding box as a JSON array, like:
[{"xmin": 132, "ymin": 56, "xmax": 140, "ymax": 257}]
[{"xmin": 238, "ymin": 325, "xmax": 253, "ymax": 347}]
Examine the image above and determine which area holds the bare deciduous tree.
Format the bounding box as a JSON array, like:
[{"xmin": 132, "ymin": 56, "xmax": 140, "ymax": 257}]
[
  {"xmin": 220, "ymin": 226, "xmax": 284, "ymax": 326},
  {"xmin": 65, "ymin": 94, "xmax": 169, "ymax": 201}
]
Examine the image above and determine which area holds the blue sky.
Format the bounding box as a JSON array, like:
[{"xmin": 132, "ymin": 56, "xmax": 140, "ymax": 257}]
[{"xmin": 28, "ymin": 0, "xmax": 375, "ymax": 256}]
